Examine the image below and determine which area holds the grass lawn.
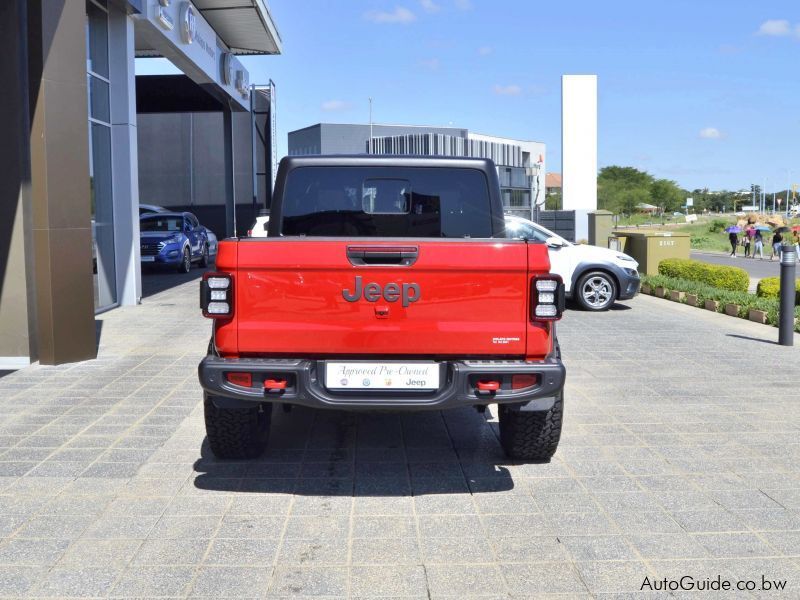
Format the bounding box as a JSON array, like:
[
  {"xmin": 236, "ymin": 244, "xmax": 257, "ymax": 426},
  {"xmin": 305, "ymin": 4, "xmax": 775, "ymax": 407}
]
[{"xmin": 674, "ymin": 220, "xmax": 731, "ymax": 253}]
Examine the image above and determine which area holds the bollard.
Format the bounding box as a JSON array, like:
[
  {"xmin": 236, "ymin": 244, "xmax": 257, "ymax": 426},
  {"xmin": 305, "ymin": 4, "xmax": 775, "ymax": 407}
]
[{"xmin": 779, "ymin": 243, "xmax": 797, "ymax": 346}]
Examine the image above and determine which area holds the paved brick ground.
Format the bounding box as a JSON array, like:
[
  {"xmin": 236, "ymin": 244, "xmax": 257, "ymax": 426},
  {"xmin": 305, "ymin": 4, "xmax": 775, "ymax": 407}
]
[{"xmin": 0, "ymin": 275, "xmax": 799, "ymax": 598}]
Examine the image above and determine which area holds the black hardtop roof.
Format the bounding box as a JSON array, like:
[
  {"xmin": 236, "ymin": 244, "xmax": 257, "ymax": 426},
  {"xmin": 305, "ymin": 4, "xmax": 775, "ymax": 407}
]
[
  {"xmin": 270, "ymin": 155, "xmax": 506, "ymax": 238},
  {"xmin": 279, "ymin": 154, "xmax": 496, "ymax": 171}
]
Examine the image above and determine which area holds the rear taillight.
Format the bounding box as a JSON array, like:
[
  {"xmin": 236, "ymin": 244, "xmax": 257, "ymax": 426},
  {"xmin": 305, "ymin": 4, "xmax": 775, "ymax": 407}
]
[
  {"xmin": 531, "ymin": 275, "xmax": 565, "ymax": 322},
  {"xmin": 201, "ymin": 272, "xmax": 233, "ymax": 318}
]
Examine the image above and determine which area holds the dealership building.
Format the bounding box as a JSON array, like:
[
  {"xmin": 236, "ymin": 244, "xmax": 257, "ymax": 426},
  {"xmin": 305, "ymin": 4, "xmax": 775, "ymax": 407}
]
[
  {"xmin": 288, "ymin": 123, "xmax": 547, "ymax": 220},
  {"xmin": 0, "ymin": 0, "xmax": 281, "ymax": 367}
]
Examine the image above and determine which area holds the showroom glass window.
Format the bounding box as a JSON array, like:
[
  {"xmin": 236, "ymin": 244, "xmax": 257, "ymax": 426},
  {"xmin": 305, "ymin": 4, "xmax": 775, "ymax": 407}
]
[{"xmin": 87, "ymin": 0, "xmax": 116, "ymax": 310}]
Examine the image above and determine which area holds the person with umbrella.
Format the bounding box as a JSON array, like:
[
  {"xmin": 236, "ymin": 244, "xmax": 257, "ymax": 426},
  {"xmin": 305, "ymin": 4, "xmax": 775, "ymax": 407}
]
[
  {"xmin": 743, "ymin": 226, "xmax": 753, "ymax": 258},
  {"xmin": 753, "ymin": 226, "xmax": 767, "ymax": 260},
  {"xmin": 725, "ymin": 225, "xmax": 741, "ymax": 257}
]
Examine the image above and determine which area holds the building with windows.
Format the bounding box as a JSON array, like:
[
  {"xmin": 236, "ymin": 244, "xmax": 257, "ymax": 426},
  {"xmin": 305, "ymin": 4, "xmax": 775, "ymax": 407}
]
[
  {"xmin": 1, "ymin": 0, "xmax": 281, "ymax": 366},
  {"xmin": 288, "ymin": 123, "xmax": 546, "ymax": 220}
]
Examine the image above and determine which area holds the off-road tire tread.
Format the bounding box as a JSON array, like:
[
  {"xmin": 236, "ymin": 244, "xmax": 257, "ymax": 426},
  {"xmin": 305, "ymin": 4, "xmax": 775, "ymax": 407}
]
[
  {"xmin": 499, "ymin": 392, "xmax": 563, "ymax": 461},
  {"xmin": 204, "ymin": 394, "xmax": 271, "ymax": 459}
]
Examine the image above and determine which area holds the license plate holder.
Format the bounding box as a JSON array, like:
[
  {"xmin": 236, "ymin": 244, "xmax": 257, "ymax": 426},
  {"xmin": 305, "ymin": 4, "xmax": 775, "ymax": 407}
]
[
  {"xmin": 141, "ymin": 256, "xmax": 155, "ymax": 262},
  {"xmin": 325, "ymin": 361, "xmax": 440, "ymax": 391}
]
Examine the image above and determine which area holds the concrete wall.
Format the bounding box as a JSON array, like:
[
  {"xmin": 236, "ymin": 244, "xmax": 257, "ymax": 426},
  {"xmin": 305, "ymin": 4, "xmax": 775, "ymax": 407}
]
[
  {"xmin": 287, "ymin": 125, "xmax": 321, "ymax": 155},
  {"xmin": 0, "ymin": 0, "xmax": 36, "ymax": 367},
  {"xmin": 109, "ymin": 5, "xmax": 141, "ymax": 306},
  {"xmin": 289, "ymin": 123, "xmax": 468, "ymax": 155},
  {"xmin": 137, "ymin": 111, "xmax": 256, "ymax": 237},
  {"xmin": 562, "ymin": 75, "xmax": 598, "ymax": 242},
  {"xmin": 27, "ymin": 0, "xmax": 97, "ymax": 364}
]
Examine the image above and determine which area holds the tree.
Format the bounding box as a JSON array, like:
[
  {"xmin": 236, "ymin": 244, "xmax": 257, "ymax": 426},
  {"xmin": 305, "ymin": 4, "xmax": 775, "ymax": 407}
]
[
  {"xmin": 598, "ymin": 166, "xmax": 654, "ymax": 189},
  {"xmin": 545, "ymin": 191, "xmax": 562, "ymax": 210},
  {"xmin": 618, "ymin": 187, "xmax": 651, "ymax": 215},
  {"xmin": 597, "ymin": 166, "xmax": 655, "ymax": 214},
  {"xmin": 650, "ymin": 179, "xmax": 684, "ymax": 213}
]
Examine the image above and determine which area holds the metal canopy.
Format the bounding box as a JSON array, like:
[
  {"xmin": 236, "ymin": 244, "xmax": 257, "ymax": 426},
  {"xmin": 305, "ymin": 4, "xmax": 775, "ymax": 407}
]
[{"xmin": 135, "ymin": 0, "xmax": 282, "ymax": 57}]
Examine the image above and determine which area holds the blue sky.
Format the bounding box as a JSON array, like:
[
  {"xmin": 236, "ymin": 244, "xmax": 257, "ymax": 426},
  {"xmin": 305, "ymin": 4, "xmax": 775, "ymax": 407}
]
[{"xmin": 137, "ymin": 0, "xmax": 800, "ymax": 192}]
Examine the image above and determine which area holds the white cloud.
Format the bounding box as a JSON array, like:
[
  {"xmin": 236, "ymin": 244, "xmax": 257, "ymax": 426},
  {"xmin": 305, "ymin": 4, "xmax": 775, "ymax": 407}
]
[
  {"xmin": 364, "ymin": 6, "xmax": 416, "ymax": 24},
  {"xmin": 478, "ymin": 46, "xmax": 492, "ymax": 56},
  {"xmin": 419, "ymin": 0, "xmax": 440, "ymax": 13},
  {"xmin": 699, "ymin": 127, "xmax": 721, "ymax": 139},
  {"xmin": 756, "ymin": 19, "xmax": 791, "ymax": 36},
  {"xmin": 493, "ymin": 84, "xmax": 522, "ymax": 96},
  {"xmin": 454, "ymin": 0, "xmax": 472, "ymax": 9},
  {"xmin": 321, "ymin": 100, "xmax": 352, "ymax": 112},
  {"xmin": 419, "ymin": 58, "xmax": 441, "ymax": 70}
]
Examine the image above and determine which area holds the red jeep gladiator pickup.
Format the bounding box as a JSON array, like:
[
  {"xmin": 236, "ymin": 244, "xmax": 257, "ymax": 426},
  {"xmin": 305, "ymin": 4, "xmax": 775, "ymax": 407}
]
[{"xmin": 199, "ymin": 156, "xmax": 566, "ymax": 460}]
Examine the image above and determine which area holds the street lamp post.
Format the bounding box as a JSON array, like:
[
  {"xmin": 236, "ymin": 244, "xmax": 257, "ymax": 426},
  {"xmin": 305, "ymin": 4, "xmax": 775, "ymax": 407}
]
[
  {"xmin": 526, "ymin": 162, "xmax": 542, "ymax": 223},
  {"xmin": 368, "ymin": 97, "xmax": 373, "ymax": 154},
  {"xmin": 779, "ymin": 244, "xmax": 797, "ymax": 346}
]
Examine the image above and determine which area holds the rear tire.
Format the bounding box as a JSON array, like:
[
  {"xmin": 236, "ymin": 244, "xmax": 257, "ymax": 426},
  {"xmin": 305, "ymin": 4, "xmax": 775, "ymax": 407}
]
[
  {"xmin": 204, "ymin": 394, "xmax": 271, "ymax": 459},
  {"xmin": 498, "ymin": 391, "xmax": 563, "ymax": 461}
]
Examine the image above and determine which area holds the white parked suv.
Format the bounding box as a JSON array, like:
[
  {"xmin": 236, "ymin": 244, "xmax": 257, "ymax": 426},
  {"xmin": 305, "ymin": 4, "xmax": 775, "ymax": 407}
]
[{"xmin": 505, "ymin": 215, "xmax": 640, "ymax": 311}]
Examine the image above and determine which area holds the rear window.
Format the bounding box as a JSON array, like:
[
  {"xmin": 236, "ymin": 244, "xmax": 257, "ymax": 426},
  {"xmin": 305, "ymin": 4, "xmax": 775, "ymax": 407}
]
[{"xmin": 280, "ymin": 166, "xmax": 493, "ymax": 237}]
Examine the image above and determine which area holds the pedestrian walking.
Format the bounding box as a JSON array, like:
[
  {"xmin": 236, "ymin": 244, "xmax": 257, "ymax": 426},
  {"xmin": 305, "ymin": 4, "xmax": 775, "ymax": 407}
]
[
  {"xmin": 753, "ymin": 230, "xmax": 764, "ymax": 260},
  {"xmin": 728, "ymin": 230, "xmax": 738, "ymax": 257},
  {"xmin": 794, "ymin": 231, "xmax": 800, "ymax": 261},
  {"xmin": 771, "ymin": 230, "xmax": 783, "ymax": 261},
  {"xmin": 743, "ymin": 230, "xmax": 752, "ymax": 258}
]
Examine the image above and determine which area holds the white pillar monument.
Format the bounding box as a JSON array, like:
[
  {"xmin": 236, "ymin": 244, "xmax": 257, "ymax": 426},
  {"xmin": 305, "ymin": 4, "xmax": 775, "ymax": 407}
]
[{"xmin": 561, "ymin": 75, "xmax": 597, "ymax": 242}]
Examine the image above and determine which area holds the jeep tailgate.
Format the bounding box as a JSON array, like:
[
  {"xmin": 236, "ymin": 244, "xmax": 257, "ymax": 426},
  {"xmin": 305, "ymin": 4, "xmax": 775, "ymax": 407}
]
[{"xmin": 223, "ymin": 239, "xmax": 541, "ymax": 357}]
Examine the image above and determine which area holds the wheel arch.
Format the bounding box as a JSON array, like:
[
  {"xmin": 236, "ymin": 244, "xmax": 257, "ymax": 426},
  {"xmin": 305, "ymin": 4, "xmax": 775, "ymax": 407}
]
[{"xmin": 570, "ymin": 262, "xmax": 622, "ymax": 300}]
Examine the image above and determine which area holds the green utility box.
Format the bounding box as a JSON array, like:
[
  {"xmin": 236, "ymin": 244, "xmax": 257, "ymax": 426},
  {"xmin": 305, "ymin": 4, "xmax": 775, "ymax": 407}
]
[
  {"xmin": 612, "ymin": 230, "xmax": 691, "ymax": 275},
  {"xmin": 588, "ymin": 210, "xmax": 614, "ymax": 247}
]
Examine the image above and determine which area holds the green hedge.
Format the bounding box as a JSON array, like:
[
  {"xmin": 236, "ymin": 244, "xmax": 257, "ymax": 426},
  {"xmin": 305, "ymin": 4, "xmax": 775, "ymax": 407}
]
[
  {"xmin": 642, "ymin": 274, "xmax": 800, "ymax": 331},
  {"xmin": 756, "ymin": 277, "xmax": 800, "ymax": 304},
  {"xmin": 658, "ymin": 258, "xmax": 749, "ymax": 292}
]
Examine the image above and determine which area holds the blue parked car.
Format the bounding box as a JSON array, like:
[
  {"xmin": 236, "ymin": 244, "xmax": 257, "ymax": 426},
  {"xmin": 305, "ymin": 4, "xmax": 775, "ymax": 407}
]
[{"xmin": 140, "ymin": 212, "xmax": 210, "ymax": 272}]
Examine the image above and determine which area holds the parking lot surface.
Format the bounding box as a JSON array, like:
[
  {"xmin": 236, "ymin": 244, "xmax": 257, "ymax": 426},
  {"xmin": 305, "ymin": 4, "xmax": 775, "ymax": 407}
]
[{"xmin": 1, "ymin": 280, "xmax": 799, "ymax": 598}]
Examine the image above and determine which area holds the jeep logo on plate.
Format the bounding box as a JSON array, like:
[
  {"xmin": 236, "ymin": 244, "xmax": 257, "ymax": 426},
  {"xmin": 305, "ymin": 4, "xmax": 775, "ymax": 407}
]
[{"xmin": 342, "ymin": 276, "xmax": 420, "ymax": 307}]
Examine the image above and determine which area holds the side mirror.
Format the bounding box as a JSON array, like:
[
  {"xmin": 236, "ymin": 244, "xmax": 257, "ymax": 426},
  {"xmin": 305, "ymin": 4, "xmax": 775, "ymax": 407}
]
[{"xmin": 546, "ymin": 237, "xmax": 566, "ymax": 248}]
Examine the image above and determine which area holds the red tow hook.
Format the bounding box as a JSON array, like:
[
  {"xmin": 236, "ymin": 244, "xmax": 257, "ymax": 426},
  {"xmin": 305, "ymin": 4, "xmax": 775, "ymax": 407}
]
[
  {"xmin": 476, "ymin": 380, "xmax": 500, "ymax": 394},
  {"xmin": 264, "ymin": 378, "xmax": 287, "ymax": 391}
]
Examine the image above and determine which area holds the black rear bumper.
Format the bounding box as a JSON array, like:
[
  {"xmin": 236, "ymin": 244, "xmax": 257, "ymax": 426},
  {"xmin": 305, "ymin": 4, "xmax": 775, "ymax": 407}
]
[{"xmin": 198, "ymin": 356, "xmax": 565, "ymax": 412}]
